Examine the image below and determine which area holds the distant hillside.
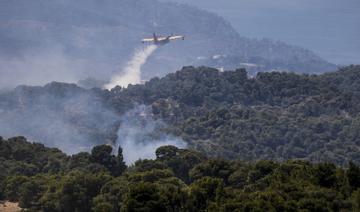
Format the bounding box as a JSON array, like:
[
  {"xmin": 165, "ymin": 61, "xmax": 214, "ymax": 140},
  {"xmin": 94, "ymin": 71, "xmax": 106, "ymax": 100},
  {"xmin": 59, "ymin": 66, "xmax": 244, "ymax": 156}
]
[
  {"xmin": 1, "ymin": 65, "xmax": 360, "ymax": 165},
  {"xmin": 107, "ymin": 65, "xmax": 360, "ymax": 165},
  {"xmin": 0, "ymin": 0, "xmax": 336, "ymax": 88}
]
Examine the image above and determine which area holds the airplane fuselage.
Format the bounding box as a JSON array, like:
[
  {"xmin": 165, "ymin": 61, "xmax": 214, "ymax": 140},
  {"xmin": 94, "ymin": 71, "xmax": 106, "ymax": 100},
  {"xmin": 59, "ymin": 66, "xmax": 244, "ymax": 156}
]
[{"xmin": 154, "ymin": 38, "xmax": 170, "ymax": 46}]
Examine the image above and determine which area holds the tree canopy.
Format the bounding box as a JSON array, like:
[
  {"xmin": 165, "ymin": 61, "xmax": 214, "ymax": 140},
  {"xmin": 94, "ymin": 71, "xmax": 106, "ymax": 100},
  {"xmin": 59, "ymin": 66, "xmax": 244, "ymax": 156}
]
[{"xmin": 1, "ymin": 137, "xmax": 360, "ymax": 211}]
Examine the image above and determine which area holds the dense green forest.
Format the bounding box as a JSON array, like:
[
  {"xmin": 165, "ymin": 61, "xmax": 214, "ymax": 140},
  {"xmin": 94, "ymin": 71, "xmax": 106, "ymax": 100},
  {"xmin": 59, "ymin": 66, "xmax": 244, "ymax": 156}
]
[
  {"xmin": 1, "ymin": 65, "xmax": 360, "ymax": 165},
  {"xmin": 1, "ymin": 136, "xmax": 360, "ymax": 211},
  {"xmin": 1, "ymin": 65, "xmax": 360, "ymax": 211},
  {"xmin": 107, "ymin": 65, "xmax": 360, "ymax": 165}
]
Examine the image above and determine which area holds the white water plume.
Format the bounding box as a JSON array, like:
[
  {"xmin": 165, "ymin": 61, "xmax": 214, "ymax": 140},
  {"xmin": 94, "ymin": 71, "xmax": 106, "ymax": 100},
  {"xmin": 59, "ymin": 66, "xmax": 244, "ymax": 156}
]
[{"xmin": 104, "ymin": 45, "xmax": 158, "ymax": 89}]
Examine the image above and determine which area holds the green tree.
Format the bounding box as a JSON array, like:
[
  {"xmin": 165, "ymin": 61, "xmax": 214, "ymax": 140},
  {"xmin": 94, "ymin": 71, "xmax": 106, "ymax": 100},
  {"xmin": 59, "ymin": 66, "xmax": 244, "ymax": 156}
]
[
  {"xmin": 91, "ymin": 145, "xmax": 126, "ymax": 176},
  {"xmin": 156, "ymin": 146, "xmax": 205, "ymax": 183},
  {"xmin": 3, "ymin": 176, "xmax": 29, "ymax": 201},
  {"xmin": 188, "ymin": 177, "xmax": 224, "ymax": 211},
  {"xmin": 40, "ymin": 171, "xmax": 111, "ymax": 212},
  {"xmin": 121, "ymin": 182, "xmax": 167, "ymax": 212},
  {"xmin": 92, "ymin": 177, "xmax": 129, "ymax": 212},
  {"xmin": 314, "ymin": 163, "xmax": 337, "ymax": 188},
  {"xmin": 189, "ymin": 159, "xmax": 234, "ymax": 184},
  {"xmin": 347, "ymin": 162, "xmax": 360, "ymax": 190}
]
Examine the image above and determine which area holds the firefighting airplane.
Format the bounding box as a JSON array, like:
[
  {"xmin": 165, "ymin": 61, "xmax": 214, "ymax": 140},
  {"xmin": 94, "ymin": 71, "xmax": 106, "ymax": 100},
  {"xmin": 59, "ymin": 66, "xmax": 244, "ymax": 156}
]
[{"xmin": 142, "ymin": 33, "xmax": 185, "ymax": 45}]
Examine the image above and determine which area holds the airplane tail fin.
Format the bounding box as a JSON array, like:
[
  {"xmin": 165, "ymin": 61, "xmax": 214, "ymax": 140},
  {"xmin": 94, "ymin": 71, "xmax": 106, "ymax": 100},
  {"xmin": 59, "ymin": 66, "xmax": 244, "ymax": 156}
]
[{"xmin": 153, "ymin": 33, "xmax": 158, "ymax": 42}]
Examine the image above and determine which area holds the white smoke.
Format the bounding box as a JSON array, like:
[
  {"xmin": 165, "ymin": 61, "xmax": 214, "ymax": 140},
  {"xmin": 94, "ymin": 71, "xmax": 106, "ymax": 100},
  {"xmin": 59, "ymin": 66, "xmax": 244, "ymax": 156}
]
[
  {"xmin": 114, "ymin": 105, "xmax": 186, "ymax": 164},
  {"xmin": 104, "ymin": 45, "xmax": 158, "ymax": 90},
  {"xmin": 0, "ymin": 85, "xmax": 119, "ymax": 154},
  {"xmin": 0, "ymin": 46, "xmax": 85, "ymax": 89}
]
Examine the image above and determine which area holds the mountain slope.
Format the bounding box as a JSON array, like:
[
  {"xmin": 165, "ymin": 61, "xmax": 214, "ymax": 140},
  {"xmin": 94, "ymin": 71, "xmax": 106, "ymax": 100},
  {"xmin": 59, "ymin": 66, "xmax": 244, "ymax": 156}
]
[
  {"xmin": 105, "ymin": 65, "xmax": 360, "ymax": 165},
  {"xmin": 1, "ymin": 65, "xmax": 360, "ymax": 165},
  {"xmin": 0, "ymin": 0, "xmax": 336, "ymax": 88}
]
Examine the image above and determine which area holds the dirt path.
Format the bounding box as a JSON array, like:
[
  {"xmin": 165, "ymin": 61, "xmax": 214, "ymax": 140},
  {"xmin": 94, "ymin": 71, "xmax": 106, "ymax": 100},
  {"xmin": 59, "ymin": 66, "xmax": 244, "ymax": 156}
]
[{"xmin": 0, "ymin": 201, "xmax": 21, "ymax": 212}]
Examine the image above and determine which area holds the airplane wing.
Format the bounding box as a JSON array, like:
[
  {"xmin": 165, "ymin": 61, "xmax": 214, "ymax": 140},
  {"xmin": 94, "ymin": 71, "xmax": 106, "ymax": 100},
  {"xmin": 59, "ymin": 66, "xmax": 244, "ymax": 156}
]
[
  {"xmin": 157, "ymin": 36, "xmax": 168, "ymax": 41},
  {"xmin": 169, "ymin": 35, "xmax": 185, "ymax": 40},
  {"xmin": 142, "ymin": 38, "xmax": 155, "ymax": 42}
]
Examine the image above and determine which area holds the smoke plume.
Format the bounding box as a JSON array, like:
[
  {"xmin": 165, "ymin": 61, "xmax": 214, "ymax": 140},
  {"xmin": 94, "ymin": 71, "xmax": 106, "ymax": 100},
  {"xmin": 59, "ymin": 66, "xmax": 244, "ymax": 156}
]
[
  {"xmin": 114, "ymin": 105, "xmax": 186, "ymax": 164},
  {"xmin": 0, "ymin": 83, "xmax": 119, "ymax": 154},
  {"xmin": 104, "ymin": 45, "xmax": 158, "ymax": 90}
]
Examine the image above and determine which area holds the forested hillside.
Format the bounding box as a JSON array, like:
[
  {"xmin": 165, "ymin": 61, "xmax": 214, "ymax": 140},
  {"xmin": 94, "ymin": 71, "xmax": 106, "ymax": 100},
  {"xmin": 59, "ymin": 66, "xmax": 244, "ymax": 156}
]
[
  {"xmin": 108, "ymin": 65, "xmax": 360, "ymax": 165},
  {"xmin": 1, "ymin": 137, "xmax": 360, "ymax": 211},
  {"xmin": 1, "ymin": 65, "xmax": 360, "ymax": 210},
  {"xmin": 1, "ymin": 65, "xmax": 360, "ymax": 165}
]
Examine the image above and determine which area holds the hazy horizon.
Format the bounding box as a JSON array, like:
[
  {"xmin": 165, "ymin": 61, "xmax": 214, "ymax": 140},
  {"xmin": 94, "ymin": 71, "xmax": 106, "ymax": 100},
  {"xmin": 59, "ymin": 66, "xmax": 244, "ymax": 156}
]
[{"xmin": 163, "ymin": 0, "xmax": 360, "ymax": 65}]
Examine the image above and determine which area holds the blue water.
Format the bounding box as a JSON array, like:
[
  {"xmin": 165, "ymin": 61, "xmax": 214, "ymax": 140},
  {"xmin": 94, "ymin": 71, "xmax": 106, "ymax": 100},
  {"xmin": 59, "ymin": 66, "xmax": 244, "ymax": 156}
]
[{"xmin": 163, "ymin": 0, "xmax": 360, "ymax": 65}]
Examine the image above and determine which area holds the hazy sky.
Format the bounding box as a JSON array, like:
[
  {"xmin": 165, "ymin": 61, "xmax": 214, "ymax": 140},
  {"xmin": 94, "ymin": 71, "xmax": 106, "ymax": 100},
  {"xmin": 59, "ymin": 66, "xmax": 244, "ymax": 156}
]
[{"xmin": 162, "ymin": 0, "xmax": 360, "ymax": 65}]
